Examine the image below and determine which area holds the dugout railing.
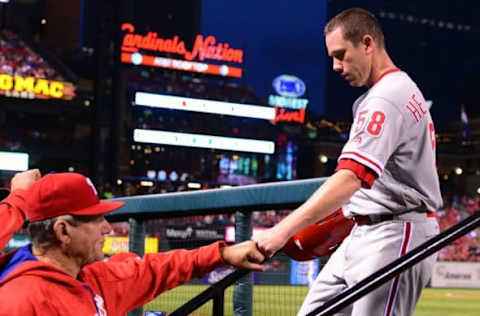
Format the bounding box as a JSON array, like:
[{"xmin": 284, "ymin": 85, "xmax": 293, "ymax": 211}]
[
  {"xmin": 108, "ymin": 178, "xmax": 480, "ymax": 316},
  {"xmin": 109, "ymin": 178, "xmax": 329, "ymax": 316}
]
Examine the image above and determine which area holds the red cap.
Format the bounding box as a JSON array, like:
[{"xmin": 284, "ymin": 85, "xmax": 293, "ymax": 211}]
[{"xmin": 25, "ymin": 173, "xmax": 125, "ymax": 222}]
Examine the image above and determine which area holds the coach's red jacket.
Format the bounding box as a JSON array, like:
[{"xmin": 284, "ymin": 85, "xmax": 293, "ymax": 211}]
[
  {"xmin": 0, "ymin": 189, "xmax": 28, "ymax": 249},
  {"xmin": 0, "ymin": 190, "xmax": 226, "ymax": 315}
]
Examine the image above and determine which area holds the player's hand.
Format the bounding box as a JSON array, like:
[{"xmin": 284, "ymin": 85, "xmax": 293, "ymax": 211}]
[
  {"xmin": 252, "ymin": 226, "xmax": 289, "ymax": 259},
  {"xmin": 220, "ymin": 240, "xmax": 266, "ymax": 272},
  {"xmin": 11, "ymin": 169, "xmax": 42, "ymax": 191}
]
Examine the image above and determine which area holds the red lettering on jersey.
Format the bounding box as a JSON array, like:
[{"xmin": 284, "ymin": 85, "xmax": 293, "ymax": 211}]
[
  {"xmin": 411, "ymin": 94, "xmax": 427, "ymax": 114},
  {"xmin": 405, "ymin": 94, "xmax": 426, "ymax": 123},
  {"xmin": 406, "ymin": 102, "xmax": 422, "ymax": 122}
]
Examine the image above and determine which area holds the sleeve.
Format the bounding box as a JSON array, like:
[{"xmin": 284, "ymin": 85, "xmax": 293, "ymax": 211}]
[
  {"xmin": 339, "ymin": 97, "xmax": 405, "ymax": 178},
  {"xmin": 335, "ymin": 159, "xmax": 377, "ymax": 189},
  {"xmin": 83, "ymin": 241, "xmax": 227, "ymax": 313},
  {"xmin": 0, "ymin": 190, "xmax": 28, "ymax": 250}
]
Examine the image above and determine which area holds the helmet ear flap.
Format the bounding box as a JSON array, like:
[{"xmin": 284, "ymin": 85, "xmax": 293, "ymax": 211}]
[{"xmin": 282, "ymin": 208, "xmax": 354, "ymax": 261}]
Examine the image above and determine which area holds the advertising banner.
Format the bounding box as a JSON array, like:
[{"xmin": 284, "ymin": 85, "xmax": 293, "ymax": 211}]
[
  {"xmin": 120, "ymin": 23, "xmax": 244, "ymax": 78},
  {"xmin": 269, "ymin": 74, "xmax": 309, "ymax": 123},
  {"xmin": 0, "ymin": 74, "xmax": 76, "ymax": 100},
  {"xmin": 202, "ymin": 267, "xmax": 259, "ymax": 284},
  {"xmin": 431, "ymin": 261, "xmax": 480, "ymax": 288},
  {"xmin": 103, "ymin": 236, "xmax": 158, "ymax": 255},
  {"xmin": 165, "ymin": 226, "xmax": 224, "ymax": 241}
]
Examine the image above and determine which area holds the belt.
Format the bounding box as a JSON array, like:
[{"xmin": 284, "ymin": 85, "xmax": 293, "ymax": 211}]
[{"xmin": 353, "ymin": 212, "xmax": 436, "ymax": 225}]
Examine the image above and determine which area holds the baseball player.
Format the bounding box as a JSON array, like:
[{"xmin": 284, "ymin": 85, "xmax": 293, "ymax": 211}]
[{"xmin": 254, "ymin": 8, "xmax": 441, "ymax": 316}]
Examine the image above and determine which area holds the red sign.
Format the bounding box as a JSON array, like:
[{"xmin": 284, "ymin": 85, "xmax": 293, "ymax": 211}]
[
  {"xmin": 120, "ymin": 53, "xmax": 243, "ymax": 78},
  {"xmin": 274, "ymin": 107, "xmax": 306, "ymax": 124},
  {"xmin": 121, "ymin": 23, "xmax": 244, "ymax": 64}
]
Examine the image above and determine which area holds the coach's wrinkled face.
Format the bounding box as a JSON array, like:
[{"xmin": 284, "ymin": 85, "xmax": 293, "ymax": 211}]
[
  {"xmin": 60, "ymin": 215, "xmax": 112, "ymax": 266},
  {"xmin": 326, "ymin": 27, "xmax": 373, "ymax": 87}
]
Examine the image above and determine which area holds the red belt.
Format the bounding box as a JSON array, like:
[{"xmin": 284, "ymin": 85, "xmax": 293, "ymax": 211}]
[{"xmin": 353, "ymin": 212, "xmax": 436, "ymax": 225}]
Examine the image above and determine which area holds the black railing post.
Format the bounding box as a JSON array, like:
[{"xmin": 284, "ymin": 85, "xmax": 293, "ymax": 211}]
[
  {"xmin": 127, "ymin": 217, "xmax": 145, "ymax": 316},
  {"xmin": 212, "ymin": 291, "xmax": 225, "ymax": 316},
  {"xmin": 233, "ymin": 211, "xmax": 253, "ymax": 316}
]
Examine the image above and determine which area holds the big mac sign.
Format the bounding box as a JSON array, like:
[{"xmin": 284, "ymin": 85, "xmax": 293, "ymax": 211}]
[
  {"xmin": 120, "ymin": 23, "xmax": 244, "ymax": 78},
  {"xmin": 0, "ymin": 74, "xmax": 76, "ymax": 100}
]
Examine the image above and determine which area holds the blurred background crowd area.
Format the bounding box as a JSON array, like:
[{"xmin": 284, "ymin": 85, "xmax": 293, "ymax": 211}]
[{"xmin": 0, "ymin": 29, "xmax": 62, "ymax": 81}]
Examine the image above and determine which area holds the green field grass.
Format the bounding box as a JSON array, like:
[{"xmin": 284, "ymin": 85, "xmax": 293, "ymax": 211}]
[{"xmin": 145, "ymin": 285, "xmax": 480, "ymax": 315}]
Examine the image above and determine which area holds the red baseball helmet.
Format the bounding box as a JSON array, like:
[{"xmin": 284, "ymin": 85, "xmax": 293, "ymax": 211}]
[{"xmin": 282, "ymin": 208, "xmax": 354, "ymax": 261}]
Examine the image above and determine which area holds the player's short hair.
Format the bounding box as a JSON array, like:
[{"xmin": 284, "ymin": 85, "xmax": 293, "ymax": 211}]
[
  {"xmin": 29, "ymin": 214, "xmax": 100, "ymax": 249},
  {"xmin": 324, "ymin": 8, "xmax": 385, "ymax": 49}
]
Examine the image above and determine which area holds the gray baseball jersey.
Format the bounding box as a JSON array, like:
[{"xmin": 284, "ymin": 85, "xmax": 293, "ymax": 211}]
[
  {"xmin": 340, "ymin": 70, "xmax": 442, "ymax": 217},
  {"xmin": 298, "ymin": 70, "xmax": 441, "ymax": 316}
]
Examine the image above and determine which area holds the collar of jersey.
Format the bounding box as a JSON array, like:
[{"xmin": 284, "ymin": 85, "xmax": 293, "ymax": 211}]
[{"xmin": 370, "ymin": 67, "xmax": 401, "ymax": 87}]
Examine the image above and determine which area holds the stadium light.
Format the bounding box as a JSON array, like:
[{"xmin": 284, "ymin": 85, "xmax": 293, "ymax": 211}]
[
  {"xmin": 135, "ymin": 92, "xmax": 275, "ymax": 121},
  {"xmin": 0, "ymin": 151, "xmax": 28, "ymax": 171},
  {"xmin": 140, "ymin": 181, "xmax": 154, "ymax": 187},
  {"xmin": 187, "ymin": 182, "xmax": 201, "ymax": 189},
  {"xmin": 133, "ymin": 129, "xmax": 275, "ymax": 154},
  {"xmin": 319, "ymin": 155, "xmax": 328, "ymax": 164}
]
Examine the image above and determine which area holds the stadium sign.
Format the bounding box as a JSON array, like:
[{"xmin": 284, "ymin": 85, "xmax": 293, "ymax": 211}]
[
  {"xmin": 269, "ymin": 74, "xmax": 309, "ymax": 123},
  {"xmin": 121, "ymin": 53, "xmax": 243, "ymax": 78},
  {"xmin": 102, "ymin": 236, "xmax": 158, "ymax": 255},
  {"xmin": 165, "ymin": 226, "xmax": 224, "ymax": 240},
  {"xmin": 272, "ymin": 74, "xmax": 306, "ymax": 98},
  {"xmin": 268, "ymin": 95, "xmax": 308, "ymax": 109},
  {"xmin": 121, "ymin": 22, "xmax": 244, "ymax": 67},
  {"xmin": 0, "ymin": 74, "xmax": 76, "ymax": 100},
  {"xmin": 431, "ymin": 261, "xmax": 480, "ymax": 288},
  {"xmin": 274, "ymin": 107, "xmax": 306, "ymax": 124}
]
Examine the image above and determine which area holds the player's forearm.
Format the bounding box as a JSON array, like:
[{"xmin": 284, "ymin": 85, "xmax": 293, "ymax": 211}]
[{"xmin": 275, "ymin": 170, "xmax": 362, "ymax": 239}]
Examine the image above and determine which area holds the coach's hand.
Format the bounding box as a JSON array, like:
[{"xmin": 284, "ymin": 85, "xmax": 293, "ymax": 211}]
[
  {"xmin": 11, "ymin": 169, "xmax": 41, "ymax": 191},
  {"xmin": 252, "ymin": 226, "xmax": 289, "ymax": 259},
  {"xmin": 220, "ymin": 241, "xmax": 266, "ymax": 272}
]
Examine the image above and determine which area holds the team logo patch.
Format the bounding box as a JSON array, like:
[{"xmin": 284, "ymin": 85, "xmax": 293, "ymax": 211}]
[{"xmin": 352, "ymin": 135, "xmax": 363, "ymax": 144}]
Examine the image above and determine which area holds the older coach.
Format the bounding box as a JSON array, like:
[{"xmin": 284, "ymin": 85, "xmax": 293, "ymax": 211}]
[{"xmin": 0, "ymin": 171, "xmax": 265, "ymax": 315}]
